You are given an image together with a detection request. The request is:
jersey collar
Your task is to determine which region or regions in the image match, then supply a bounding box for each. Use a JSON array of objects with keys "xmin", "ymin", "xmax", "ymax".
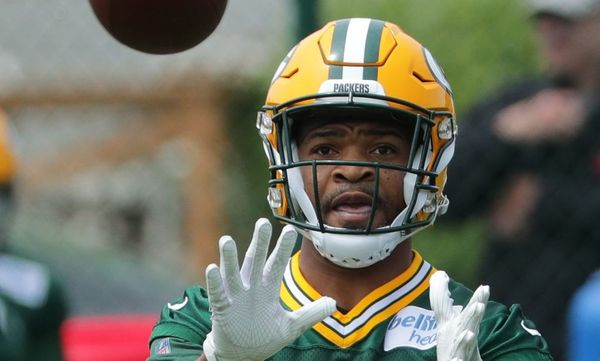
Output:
[{"xmin": 280, "ymin": 250, "xmax": 435, "ymax": 348}]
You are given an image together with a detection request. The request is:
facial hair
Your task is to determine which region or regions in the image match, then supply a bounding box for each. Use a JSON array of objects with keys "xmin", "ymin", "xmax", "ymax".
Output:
[{"xmin": 318, "ymin": 182, "xmax": 398, "ymax": 229}]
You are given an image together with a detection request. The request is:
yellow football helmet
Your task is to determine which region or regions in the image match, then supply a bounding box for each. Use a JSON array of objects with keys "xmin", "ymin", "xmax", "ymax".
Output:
[
  {"xmin": 0, "ymin": 109, "xmax": 15, "ymax": 185},
  {"xmin": 0, "ymin": 108, "xmax": 15, "ymax": 243},
  {"xmin": 257, "ymin": 18, "xmax": 456, "ymax": 268}
]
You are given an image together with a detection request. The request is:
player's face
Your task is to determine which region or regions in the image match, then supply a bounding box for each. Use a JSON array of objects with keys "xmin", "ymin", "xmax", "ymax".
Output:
[{"xmin": 297, "ymin": 119, "xmax": 411, "ymax": 230}]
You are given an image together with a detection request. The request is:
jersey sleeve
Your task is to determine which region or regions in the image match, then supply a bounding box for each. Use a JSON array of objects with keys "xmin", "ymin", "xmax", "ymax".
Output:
[
  {"xmin": 447, "ymin": 280, "xmax": 553, "ymax": 361},
  {"xmin": 0, "ymin": 253, "xmax": 68, "ymax": 361},
  {"xmin": 148, "ymin": 337, "xmax": 204, "ymax": 361},
  {"xmin": 478, "ymin": 302, "xmax": 553, "ymax": 360},
  {"xmin": 147, "ymin": 286, "xmax": 212, "ymax": 360}
]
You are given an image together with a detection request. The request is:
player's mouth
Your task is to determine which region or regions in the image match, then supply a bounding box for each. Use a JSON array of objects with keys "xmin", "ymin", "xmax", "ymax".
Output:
[{"xmin": 328, "ymin": 191, "xmax": 374, "ymax": 228}]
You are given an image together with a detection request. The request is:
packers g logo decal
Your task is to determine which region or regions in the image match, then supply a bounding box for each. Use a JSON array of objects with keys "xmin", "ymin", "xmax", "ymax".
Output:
[
  {"xmin": 271, "ymin": 45, "xmax": 298, "ymax": 84},
  {"xmin": 423, "ymin": 47, "xmax": 452, "ymax": 94}
]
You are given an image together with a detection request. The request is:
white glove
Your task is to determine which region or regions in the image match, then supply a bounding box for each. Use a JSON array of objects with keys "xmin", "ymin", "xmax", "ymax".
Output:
[
  {"xmin": 430, "ymin": 271, "xmax": 490, "ymax": 361},
  {"xmin": 202, "ymin": 218, "xmax": 336, "ymax": 361}
]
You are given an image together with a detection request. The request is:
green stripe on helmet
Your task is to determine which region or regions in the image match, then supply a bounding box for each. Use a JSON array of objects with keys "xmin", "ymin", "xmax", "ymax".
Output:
[
  {"xmin": 328, "ymin": 19, "xmax": 350, "ymax": 79},
  {"xmin": 363, "ymin": 19, "xmax": 384, "ymax": 80}
]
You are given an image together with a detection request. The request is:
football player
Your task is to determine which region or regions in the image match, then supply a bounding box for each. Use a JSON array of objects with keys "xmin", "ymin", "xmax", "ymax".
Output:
[
  {"xmin": 148, "ymin": 19, "xmax": 553, "ymax": 361},
  {"xmin": 0, "ymin": 108, "xmax": 68, "ymax": 361}
]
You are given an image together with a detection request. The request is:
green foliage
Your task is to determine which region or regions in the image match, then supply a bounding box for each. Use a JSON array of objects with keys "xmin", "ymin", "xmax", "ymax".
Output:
[{"xmin": 413, "ymin": 221, "xmax": 487, "ymax": 288}]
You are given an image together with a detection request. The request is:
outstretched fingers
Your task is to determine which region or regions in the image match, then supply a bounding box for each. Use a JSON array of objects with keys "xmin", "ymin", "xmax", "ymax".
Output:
[
  {"xmin": 430, "ymin": 270, "xmax": 454, "ymax": 325},
  {"xmin": 459, "ymin": 284, "xmax": 489, "ymax": 334},
  {"xmin": 242, "ymin": 218, "xmax": 272, "ymax": 286},
  {"xmin": 219, "ymin": 236, "xmax": 243, "ymax": 296},
  {"xmin": 264, "ymin": 225, "xmax": 297, "ymax": 285},
  {"xmin": 470, "ymin": 284, "xmax": 490, "ymax": 306},
  {"xmin": 460, "ymin": 299, "xmax": 487, "ymax": 338},
  {"xmin": 462, "ymin": 329, "xmax": 479, "ymax": 360},
  {"xmin": 289, "ymin": 296, "xmax": 336, "ymax": 337},
  {"xmin": 452, "ymin": 329, "xmax": 476, "ymax": 361},
  {"xmin": 206, "ymin": 264, "xmax": 230, "ymax": 316}
]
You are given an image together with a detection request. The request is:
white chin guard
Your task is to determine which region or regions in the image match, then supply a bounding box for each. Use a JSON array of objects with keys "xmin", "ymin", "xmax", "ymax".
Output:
[{"xmin": 300, "ymin": 228, "xmax": 408, "ymax": 269}]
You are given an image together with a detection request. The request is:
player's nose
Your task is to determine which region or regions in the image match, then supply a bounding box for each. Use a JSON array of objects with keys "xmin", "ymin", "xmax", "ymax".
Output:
[{"xmin": 332, "ymin": 150, "xmax": 375, "ymax": 183}]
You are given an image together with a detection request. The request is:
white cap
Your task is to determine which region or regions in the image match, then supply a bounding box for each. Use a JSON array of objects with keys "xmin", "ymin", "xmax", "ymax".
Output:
[{"xmin": 528, "ymin": 0, "xmax": 600, "ymax": 19}]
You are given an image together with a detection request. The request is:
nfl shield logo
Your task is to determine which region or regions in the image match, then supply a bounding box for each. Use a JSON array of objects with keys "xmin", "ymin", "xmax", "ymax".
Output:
[{"xmin": 155, "ymin": 338, "xmax": 171, "ymax": 355}]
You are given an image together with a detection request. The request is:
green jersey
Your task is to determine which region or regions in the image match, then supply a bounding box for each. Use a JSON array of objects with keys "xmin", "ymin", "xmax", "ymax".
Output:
[
  {"xmin": 0, "ymin": 253, "xmax": 67, "ymax": 361},
  {"xmin": 148, "ymin": 251, "xmax": 553, "ymax": 360}
]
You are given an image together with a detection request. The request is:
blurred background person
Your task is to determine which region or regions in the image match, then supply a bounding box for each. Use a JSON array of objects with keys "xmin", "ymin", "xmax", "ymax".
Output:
[
  {"xmin": 444, "ymin": 0, "xmax": 600, "ymax": 358},
  {"xmin": 0, "ymin": 108, "xmax": 67, "ymax": 360},
  {"xmin": 567, "ymin": 269, "xmax": 600, "ymax": 361}
]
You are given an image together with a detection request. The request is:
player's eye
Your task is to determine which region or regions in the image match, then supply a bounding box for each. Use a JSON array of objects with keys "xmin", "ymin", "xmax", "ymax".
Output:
[
  {"xmin": 372, "ymin": 145, "xmax": 396, "ymax": 156},
  {"xmin": 313, "ymin": 145, "xmax": 337, "ymax": 157}
]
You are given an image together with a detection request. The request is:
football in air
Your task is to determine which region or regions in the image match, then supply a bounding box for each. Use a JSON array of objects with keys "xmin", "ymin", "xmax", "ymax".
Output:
[{"xmin": 90, "ymin": 0, "xmax": 228, "ymax": 54}]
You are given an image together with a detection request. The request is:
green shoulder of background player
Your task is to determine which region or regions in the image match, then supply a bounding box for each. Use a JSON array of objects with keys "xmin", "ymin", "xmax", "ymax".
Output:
[
  {"xmin": 0, "ymin": 253, "xmax": 67, "ymax": 361},
  {"xmin": 148, "ymin": 251, "xmax": 552, "ymax": 361},
  {"xmin": 0, "ymin": 108, "xmax": 68, "ymax": 361}
]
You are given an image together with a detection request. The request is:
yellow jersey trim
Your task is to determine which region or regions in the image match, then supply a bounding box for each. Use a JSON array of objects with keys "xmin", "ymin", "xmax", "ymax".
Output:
[{"xmin": 280, "ymin": 250, "xmax": 435, "ymax": 348}]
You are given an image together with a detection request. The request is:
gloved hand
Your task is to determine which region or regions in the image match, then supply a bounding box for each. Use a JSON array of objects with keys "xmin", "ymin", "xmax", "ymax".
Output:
[
  {"xmin": 430, "ymin": 271, "xmax": 490, "ymax": 361},
  {"xmin": 202, "ymin": 218, "xmax": 336, "ymax": 361}
]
